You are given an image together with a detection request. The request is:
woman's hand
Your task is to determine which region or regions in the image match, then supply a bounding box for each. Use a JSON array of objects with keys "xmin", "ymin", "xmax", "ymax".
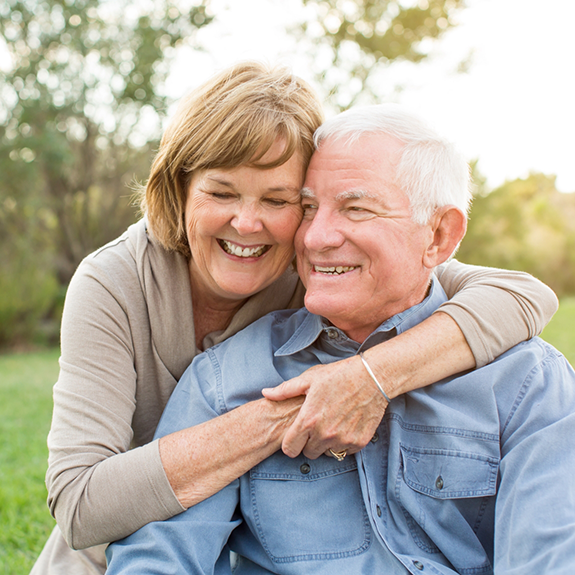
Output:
[
  {"xmin": 262, "ymin": 355, "xmax": 388, "ymax": 459},
  {"xmin": 263, "ymin": 312, "xmax": 475, "ymax": 459}
]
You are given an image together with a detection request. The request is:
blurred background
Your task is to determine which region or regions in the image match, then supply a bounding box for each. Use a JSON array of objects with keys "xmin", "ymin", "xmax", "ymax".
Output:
[
  {"xmin": 1, "ymin": 0, "xmax": 574, "ymax": 349},
  {"xmin": 1, "ymin": 1, "xmax": 574, "ymax": 570}
]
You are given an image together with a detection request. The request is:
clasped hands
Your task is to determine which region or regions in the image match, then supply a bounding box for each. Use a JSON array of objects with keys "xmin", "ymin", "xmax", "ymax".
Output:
[{"xmin": 262, "ymin": 355, "xmax": 389, "ymax": 460}]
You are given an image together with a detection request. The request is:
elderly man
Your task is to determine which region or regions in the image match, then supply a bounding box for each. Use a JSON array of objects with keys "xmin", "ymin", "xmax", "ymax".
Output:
[{"xmin": 107, "ymin": 105, "xmax": 575, "ymax": 574}]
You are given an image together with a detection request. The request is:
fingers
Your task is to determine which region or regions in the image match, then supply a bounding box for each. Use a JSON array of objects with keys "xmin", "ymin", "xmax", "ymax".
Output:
[
  {"xmin": 262, "ymin": 377, "xmax": 311, "ymax": 402},
  {"xmin": 280, "ymin": 415, "xmax": 311, "ymax": 458}
]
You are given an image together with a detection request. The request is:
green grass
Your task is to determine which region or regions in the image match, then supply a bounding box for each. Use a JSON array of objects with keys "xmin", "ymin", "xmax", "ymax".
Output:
[
  {"xmin": 541, "ymin": 297, "xmax": 575, "ymax": 366},
  {"xmin": 0, "ymin": 349, "xmax": 59, "ymax": 574},
  {"xmin": 0, "ymin": 301, "xmax": 573, "ymax": 573}
]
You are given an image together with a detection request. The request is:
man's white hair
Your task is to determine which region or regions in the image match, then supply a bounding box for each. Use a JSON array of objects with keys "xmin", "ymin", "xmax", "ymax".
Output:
[{"xmin": 314, "ymin": 104, "xmax": 472, "ymax": 224}]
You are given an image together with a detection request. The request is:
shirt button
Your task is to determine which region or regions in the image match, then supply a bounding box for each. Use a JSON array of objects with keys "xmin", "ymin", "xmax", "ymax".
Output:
[
  {"xmin": 376, "ymin": 505, "xmax": 382, "ymax": 517},
  {"xmin": 435, "ymin": 476, "xmax": 444, "ymax": 490},
  {"xmin": 371, "ymin": 432, "xmax": 379, "ymax": 443},
  {"xmin": 300, "ymin": 463, "xmax": 311, "ymax": 475},
  {"xmin": 413, "ymin": 560, "xmax": 424, "ymax": 570},
  {"xmin": 326, "ymin": 328, "xmax": 338, "ymax": 339}
]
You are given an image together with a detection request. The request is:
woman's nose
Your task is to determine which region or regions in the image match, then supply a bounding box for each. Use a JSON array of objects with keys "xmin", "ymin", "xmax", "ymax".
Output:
[{"xmin": 231, "ymin": 203, "xmax": 264, "ymax": 235}]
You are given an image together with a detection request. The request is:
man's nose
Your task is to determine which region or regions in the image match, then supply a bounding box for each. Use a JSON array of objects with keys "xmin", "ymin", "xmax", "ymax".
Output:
[
  {"xmin": 231, "ymin": 203, "xmax": 264, "ymax": 235},
  {"xmin": 303, "ymin": 208, "xmax": 344, "ymax": 251}
]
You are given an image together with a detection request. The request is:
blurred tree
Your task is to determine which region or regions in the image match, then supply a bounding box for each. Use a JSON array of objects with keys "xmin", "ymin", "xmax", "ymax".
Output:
[
  {"xmin": 0, "ymin": 0, "xmax": 212, "ymax": 283},
  {"xmin": 299, "ymin": 0, "xmax": 465, "ymax": 110},
  {"xmin": 459, "ymin": 172, "xmax": 575, "ymax": 296},
  {"xmin": 0, "ymin": 0, "xmax": 212, "ymax": 345}
]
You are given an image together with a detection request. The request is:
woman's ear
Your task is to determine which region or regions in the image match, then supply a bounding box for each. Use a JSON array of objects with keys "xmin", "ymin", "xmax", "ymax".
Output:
[{"xmin": 423, "ymin": 206, "xmax": 467, "ymax": 268}]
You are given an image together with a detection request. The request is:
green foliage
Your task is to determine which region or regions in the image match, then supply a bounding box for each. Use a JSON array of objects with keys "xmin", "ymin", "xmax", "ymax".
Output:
[
  {"xmin": 0, "ymin": 0, "xmax": 213, "ymax": 347},
  {"xmin": 300, "ymin": 0, "xmax": 465, "ymax": 110},
  {"xmin": 459, "ymin": 172, "xmax": 575, "ymax": 296},
  {"xmin": 541, "ymin": 297, "xmax": 575, "ymax": 367},
  {"xmin": 0, "ymin": 349, "xmax": 60, "ymax": 573}
]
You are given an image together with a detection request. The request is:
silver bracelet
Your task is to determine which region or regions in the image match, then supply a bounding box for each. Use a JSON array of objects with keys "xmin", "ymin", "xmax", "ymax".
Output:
[{"xmin": 359, "ymin": 352, "xmax": 391, "ymax": 403}]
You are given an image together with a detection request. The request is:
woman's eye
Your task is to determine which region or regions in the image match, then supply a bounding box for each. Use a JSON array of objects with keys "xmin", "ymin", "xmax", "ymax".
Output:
[
  {"xmin": 210, "ymin": 192, "xmax": 235, "ymax": 200},
  {"xmin": 264, "ymin": 198, "xmax": 288, "ymax": 207}
]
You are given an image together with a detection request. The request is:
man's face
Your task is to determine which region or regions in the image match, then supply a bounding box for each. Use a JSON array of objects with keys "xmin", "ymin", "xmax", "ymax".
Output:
[{"xmin": 295, "ymin": 133, "xmax": 435, "ymax": 343}]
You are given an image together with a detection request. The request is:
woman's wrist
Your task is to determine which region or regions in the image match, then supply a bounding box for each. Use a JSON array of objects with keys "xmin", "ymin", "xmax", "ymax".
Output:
[
  {"xmin": 362, "ymin": 311, "xmax": 475, "ymax": 399},
  {"xmin": 160, "ymin": 397, "xmax": 303, "ymax": 508}
]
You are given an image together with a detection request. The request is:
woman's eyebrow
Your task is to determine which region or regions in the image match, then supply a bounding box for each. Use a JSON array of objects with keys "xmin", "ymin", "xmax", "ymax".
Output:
[
  {"xmin": 204, "ymin": 176, "xmax": 299, "ymax": 194},
  {"xmin": 205, "ymin": 175, "xmax": 234, "ymax": 187}
]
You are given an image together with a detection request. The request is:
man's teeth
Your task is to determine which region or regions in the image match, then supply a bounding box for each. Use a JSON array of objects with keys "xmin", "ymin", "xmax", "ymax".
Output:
[
  {"xmin": 314, "ymin": 265, "xmax": 356, "ymax": 275},
  {"xmin": 220, "ymin": 240, "xmax": 269, "ymax": 258}
]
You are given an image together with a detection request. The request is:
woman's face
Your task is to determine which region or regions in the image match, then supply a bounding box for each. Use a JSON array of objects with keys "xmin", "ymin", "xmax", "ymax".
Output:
[{"xmin": 185, "ymin": 140, "xmax": 305, "ymax": 305}]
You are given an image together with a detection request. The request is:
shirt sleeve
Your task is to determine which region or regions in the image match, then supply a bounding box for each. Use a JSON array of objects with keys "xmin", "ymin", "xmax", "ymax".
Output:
[
  {"xmin": 494, "ymin": 347, "xmax": 575, "ymax": 572},
  {"xmin": 45, "ymin": 260, "xmax": 184, "ymax": 550},
  {"xmin": 435, "ymin": 260, "xmax": 559, "ymax": 367},
  {"xmin": 106, "ymin": 353, "xmax": 241, "ymax": 575}
]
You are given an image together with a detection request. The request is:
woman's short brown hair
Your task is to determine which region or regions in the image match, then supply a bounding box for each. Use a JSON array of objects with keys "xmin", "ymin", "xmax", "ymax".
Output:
[{"xmin": 141, "ymin": 61, "xmax": 324, "ymax": 256}]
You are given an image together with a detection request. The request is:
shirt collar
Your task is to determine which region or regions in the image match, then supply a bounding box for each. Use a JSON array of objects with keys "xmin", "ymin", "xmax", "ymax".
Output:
[{"xmin": 275, "ymin": 275, "xmax": 448, "ymax": 357}]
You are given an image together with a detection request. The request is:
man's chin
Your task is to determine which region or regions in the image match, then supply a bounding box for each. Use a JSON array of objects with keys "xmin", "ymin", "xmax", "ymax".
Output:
[{"xmin": 304, "ymin": 294, "xmax": 343, "ymax": 321}]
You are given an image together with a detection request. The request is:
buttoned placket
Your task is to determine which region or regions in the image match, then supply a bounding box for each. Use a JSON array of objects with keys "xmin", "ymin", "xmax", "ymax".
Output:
[{"xmin": 358, "ymin": 421, "xmax": 432, "ymax": 574}]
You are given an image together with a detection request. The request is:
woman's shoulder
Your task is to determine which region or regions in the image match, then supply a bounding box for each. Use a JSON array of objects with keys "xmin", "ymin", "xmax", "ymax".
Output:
[{"xmin": 72, "ymin": 219, "xmax": 184, "ymax": 296}]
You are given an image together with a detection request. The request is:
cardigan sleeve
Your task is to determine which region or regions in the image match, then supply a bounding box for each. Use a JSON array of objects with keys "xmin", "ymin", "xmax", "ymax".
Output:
[
  {"xmin": 45, "ymin": 257, "xmax": 184, "ymax": 550},
  {"xmin": 435, "ymin": 260, "xmax": 558, "ymax": 367}
]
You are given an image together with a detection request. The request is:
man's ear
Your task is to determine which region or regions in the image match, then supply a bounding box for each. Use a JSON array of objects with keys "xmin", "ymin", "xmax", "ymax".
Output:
[{"xmin": 423, "ymin": 205, "xmax": 467, "ymax": 268}]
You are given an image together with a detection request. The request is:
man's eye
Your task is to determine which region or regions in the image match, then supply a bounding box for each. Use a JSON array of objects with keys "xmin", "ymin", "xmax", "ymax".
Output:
[
  {"xmin": 302, "ymin": 203, "xmax": 318, "ymax": 216},
  {"xmin": 346, "ymin": 205, "xmax": 376, "ymax": 220}
]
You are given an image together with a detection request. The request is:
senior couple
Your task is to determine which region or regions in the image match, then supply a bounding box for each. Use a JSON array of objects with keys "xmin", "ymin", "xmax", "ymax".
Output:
[{"xmin": 34, "ymin": 63, "xmax": 572, "ymax": 574}]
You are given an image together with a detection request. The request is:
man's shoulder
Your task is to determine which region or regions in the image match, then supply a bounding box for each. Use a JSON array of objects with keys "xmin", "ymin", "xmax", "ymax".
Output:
[
  {"xmin": 483, "ymin": 336, "xmax": 575, "ymax": 425},
  {"xmin": 494, "ymin": 336, "xmax": 569, "ymax": 374}
]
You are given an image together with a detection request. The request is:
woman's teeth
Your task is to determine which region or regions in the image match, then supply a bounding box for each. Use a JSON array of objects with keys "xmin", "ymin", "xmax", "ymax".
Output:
[
  {"xmin": 219, "ymin": 239, "xmax": 269, "ymax": 258},
  {"xmin": 314, "ymin": 265, "xmax": 356, "ymax": 275}
]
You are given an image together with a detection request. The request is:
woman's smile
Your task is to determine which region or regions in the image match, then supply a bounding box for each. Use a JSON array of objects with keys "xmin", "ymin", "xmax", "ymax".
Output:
[{"xmin": 217, "ymin": 239, "xmax": 272, "ymax": 258}]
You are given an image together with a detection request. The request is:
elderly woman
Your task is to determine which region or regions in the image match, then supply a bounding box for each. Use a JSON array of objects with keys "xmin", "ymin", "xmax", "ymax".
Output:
[{"xmin": 32, "ymin": 62, "xmax": 556, "ymax": 575}]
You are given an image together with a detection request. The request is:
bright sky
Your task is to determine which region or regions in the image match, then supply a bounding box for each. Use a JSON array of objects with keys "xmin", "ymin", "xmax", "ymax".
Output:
[
  {"xmin": 2, "ymin": 0, "xmax": 573, "ymax": 191},
  {"xmin": 167, "ymin": 0, "xmax": 575, "ymax": 193}
]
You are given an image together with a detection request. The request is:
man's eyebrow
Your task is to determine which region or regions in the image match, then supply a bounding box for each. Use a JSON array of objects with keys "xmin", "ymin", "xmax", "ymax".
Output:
[
  {"xmin": 334, "ymin": 189, "xmax": 380, "ymax": 201},
  {"xmin": 301, "ymin": 187, "xmax": 316, "ymax": 199}
]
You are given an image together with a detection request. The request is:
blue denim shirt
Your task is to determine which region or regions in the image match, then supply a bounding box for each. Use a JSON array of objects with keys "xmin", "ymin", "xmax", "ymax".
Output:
[{"xmin": 107, "ymin": 277, "xmax": 575, "ymax": 574}]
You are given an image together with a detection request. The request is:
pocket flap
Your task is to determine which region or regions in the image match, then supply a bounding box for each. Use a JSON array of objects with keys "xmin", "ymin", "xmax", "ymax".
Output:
[{"xmin": 400, "ymin": 444, "xmax": 499, "ymax": 499}]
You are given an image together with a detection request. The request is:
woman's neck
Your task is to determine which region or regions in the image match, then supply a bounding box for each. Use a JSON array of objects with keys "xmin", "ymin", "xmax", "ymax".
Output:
[{"xmin": 189, "ymin": 269, "xmax": 246, "ymax": 351}]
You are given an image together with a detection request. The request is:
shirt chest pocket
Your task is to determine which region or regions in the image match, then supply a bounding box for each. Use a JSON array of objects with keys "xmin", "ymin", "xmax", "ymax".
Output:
[
  {"xmin": 400, "ymin": 444, "xmax": 499, "ymax": 499},
  {"xmin": 397, "ymin": 443, "xmax": 499, "ymax": 571},
  {"xmin": 245, "ymin": 451, "xmax": 371, "ymax": 563}
]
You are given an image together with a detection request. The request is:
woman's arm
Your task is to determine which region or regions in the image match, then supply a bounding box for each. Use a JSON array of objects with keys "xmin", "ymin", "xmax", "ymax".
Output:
[
  {"xmin": 263, "ymin": 261, "xmax": 558, "ymax": 459},
  {"xmin": 47, "ymin": 258, "xmax": 301, "ymax": 549},
  {"xmin": 434, "ymin": 259, "xmax": 558, "ymax": 367},
  {"xmin": 159, "ymin": 397, "xmax": 302, "ymax": 509}
]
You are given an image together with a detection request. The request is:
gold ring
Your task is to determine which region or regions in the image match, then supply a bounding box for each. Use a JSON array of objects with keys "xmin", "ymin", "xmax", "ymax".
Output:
[{"xmin": 329, "ymin": 448, "xmax": 348, "ymax": 461}]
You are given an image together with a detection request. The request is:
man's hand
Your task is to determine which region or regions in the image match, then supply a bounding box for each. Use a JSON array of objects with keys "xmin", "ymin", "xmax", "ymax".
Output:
[{"xmin": 262, "ymin": 355, "xmax": 388, "ymax": 459}]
